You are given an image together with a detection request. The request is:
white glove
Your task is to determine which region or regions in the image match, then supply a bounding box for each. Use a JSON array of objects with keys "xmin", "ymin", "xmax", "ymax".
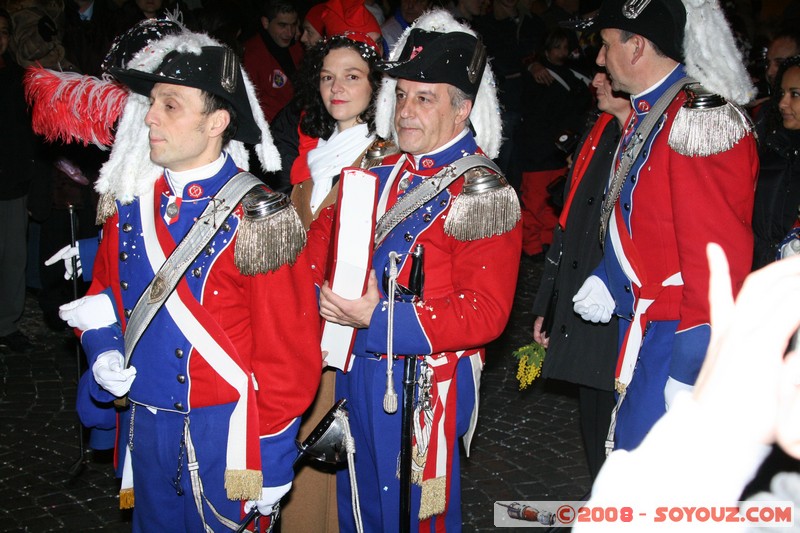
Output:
[
  {"xmin": 664, "ymin": 376, "xmax": 694, "ymax": 410},
  {"xmin": 45, "ymin": 244, "xmax": 81, "ymax": 280},
  {"xmin": 572, "ymin": 275, "xmax": 615, "ymax": 323},
  {"xmin": 92, "ymin": 351, "xmax": 137, "ymax": 397},
  {"xmin": 59, "ymin": 293, "xmax": 117, "ymax": 330},
  {"xmin": 244, "ymin": 482, "xmax": 292, "ymax": 516}
]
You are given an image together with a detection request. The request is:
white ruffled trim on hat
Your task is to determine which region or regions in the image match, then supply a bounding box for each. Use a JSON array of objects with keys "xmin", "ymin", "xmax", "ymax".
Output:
[
  {"xmin": 96, "ymin": 30, "xmax": 281, "ymax": 204},
  {"xmin": 681, "ymin": 0, "xmax": 755, "ymax": 105},
  {"xmin": 375, "ymin": 9, "xmax": 503, "ymax": 159}
]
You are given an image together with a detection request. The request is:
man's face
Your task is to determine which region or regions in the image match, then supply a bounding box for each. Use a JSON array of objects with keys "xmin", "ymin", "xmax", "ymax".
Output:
[
  {"xmin": 144, "ymin": 83, "xmax": 225, "ymax": 172},
  {"xmin": 400, "ymin": 0, "xmax": 431, "ymax": 24},
  {"xmin": 394, "ymin": 79, "xmax": 471, "ymax": 155},
  {"xmin": 596, "ymin": 28, "xmax": 636, "ymax": 94},
  {"xmin": 300, "ymin": 19, "xmax": 322, "ymax": 49},
  {"xmin": 136, "ymin": 0, "xmax": 162, "ymax": 18},
  {"xmin": 592, "ymin": 71, "xmax": 630, "ymax": 119},
  {"xmin": 262, "ymin": 12, "xmax": 298, "ymax": 48},
  {"xmin": 766, "ymin": 37, "xmax": 800, "ymax": 87}
]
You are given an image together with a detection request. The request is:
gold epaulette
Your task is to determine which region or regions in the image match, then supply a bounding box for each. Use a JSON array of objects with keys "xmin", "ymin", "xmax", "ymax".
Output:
[
  {"xmin": 668, "ymin": 83, "xmax": 753, "ymax": 157},
  {"xmin": 443, "ymin": 166, "xmax": 521, "ymax": 241},
  {"xmin": 234, "ymin": 187, "xmax": 307, "ymax": 275}
]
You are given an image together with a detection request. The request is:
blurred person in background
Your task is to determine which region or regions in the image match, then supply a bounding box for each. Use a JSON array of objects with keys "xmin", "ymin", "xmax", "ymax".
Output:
[
  {"xmin": 0, "ymin": 8, "xmax": 43, "ymax": 352},
  {"xmin": 752, "ymin": 55, "xmax": 800, "ymax": 270},
  {"xmin": 532, "ymin": 69, "xmax": 630, "ymax": 480}
]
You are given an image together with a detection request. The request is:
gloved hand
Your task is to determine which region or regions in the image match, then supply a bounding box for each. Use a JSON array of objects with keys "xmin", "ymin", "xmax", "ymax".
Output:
[
  {"xmin": 59, "ymin": 293, "xmax": 117, "ymax": 330},
  {"xmin": 572, "ymin": 276, "xmax": 615, "ymax": 323},
  {"xmin": 45, "ymin": 244, "xmax": 81, "ymax": 280},
  {"xmin": 92, "ymin": 351, "xmax": 136, "ymax": 397},
  {"xmin": 664, "ymin": 376, "xmax": 694, "ymax": 410},
  {"xmin": 244, "ymin": 482, "xmax": 292, "ymax": 516}
]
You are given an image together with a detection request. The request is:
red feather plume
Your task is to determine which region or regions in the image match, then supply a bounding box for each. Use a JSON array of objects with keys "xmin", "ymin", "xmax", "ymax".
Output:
[{"xmin": 23, "ymin": 66, "xmax": 129, "ymax": 147}]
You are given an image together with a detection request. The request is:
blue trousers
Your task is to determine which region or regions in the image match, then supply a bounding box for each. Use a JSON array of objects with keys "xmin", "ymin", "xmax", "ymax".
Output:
[
  {"xmin": 614, "ymin": 320, "xmax": 678, "ymax": 451},
  {"xmin": 336, "ymin": 356, "xmax": 476, "ymax": 532},
  {"xmin": 129, "ymin": 402, "xmax": 243, "ymax": 532}
]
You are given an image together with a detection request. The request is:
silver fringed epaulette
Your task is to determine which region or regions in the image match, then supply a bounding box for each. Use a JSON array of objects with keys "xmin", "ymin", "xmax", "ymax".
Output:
[
  {"xmin": 360, "ymin": 138, "xmax": 400, "ymax": 170},
  {"xmin": 443, "ymin": 167, "xmax": 521, "ymax": 241},
  {"xmin": 95, "ymin": 192, "xmax": 117, "ymax": 224},
  {"xmin": 234, "ymin": 187, "xmax": 307, "ymax": 275},
  {"xmin": 668, "ymin": 83, "xmax": 753, "ymax": 157}
]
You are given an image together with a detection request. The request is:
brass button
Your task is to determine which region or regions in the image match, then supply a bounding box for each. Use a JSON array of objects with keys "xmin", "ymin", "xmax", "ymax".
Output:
[
  {"xmin": 222, "ymin": 222, "xmax": 231, "ymax": 232},
  {"xmin": 174, "ymin": 402, "xmax": 184, "ymax": 410},
  {"xmin": 623, "ymin": 203, "xmax": 630, "ymax": 211},
  {"xmin": 124, "ymin": 308, "xmax": 131, "ymax": 318},
  {"xmin": 176, "ymin": 374, "xmax": 186, "ymax": 384},
  {"xmin": 175, "ymin": 349, "xmax": 184, "ymax": 358},
  {"xmin": 192, "ymin": 267, "xmax": 202, "ymax": 277},
  {"xmin": 624, "ymin": 285, "xmax": 631, "ymax": 293},
  {"xmin": 122, "ymin": 223, "xmax": 132, "ymax": 232},
  {"xmin": 440, "ymin": 199, "xmax": 447, "ymax": 207},
  {"xmin": 422, "ymin": 213, "xmax": 432, "ymax": 222},
  {"xmin": 120, "ymin": 280, "xmax": 129, "ymax": 290},
  {"xmin": 404, "ymin": 233, "xmax": 413, "ymax": 242},
  {"xmin": 205, "ymin": 246, "xmax": 214, "ymax": 256},
  {"xmin": 119, "ymin": 251, "xmax": 128, "ymax": 261}
]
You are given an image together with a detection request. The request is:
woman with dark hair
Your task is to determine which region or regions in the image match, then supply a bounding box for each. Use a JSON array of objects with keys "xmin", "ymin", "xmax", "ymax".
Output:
[
  {"xmin": 752, "ymin": 55, "xmax": 800, "ymax": 270},
  {"xmin": 289, "ymin": 31, "xmax": 387, "ymax": 228},
  {"xmin": 280, "ymin": 31, "xmax": 390, "ymax": 533}
]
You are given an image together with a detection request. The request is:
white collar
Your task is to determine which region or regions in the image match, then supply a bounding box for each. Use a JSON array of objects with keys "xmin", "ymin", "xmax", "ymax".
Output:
[{"xmin": 164, "ymin": 153, "xmax": 227, "ymax": 197}]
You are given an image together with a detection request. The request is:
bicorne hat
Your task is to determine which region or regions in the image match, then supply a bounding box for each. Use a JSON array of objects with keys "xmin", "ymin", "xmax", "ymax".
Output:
[
  {"xmin": 111, "ymin": 46, "xmax": 261, "ymax": 145},
  {"xmin": 379, "ymin": 28, "xmax": 486, "ymax": 97},
  {"xmin": 588, "ymin": 0, "xmax": 686, "ymax": 62}
]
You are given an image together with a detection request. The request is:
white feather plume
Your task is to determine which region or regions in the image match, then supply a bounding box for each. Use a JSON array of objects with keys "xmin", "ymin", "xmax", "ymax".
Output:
[
  {"xmin": 375, "ymin": 9, "xmax": 503, "ymax": 158},
  {"xmin": 681, "ymin": 0, "xmax": 755, "ymax": 105},
  {"xmin": 96, "ymin": 30, "xmax": 280, "ymax": 204}
]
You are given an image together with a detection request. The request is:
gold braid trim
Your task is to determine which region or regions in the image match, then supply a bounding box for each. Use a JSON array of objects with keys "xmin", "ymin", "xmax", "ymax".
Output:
[
  {"xmin": 119, "ymin": 487, "xmax": 134, "ymax": 509},
  {"xmin": 418, "ymin": 476, "xmax": 447, "ymax": 520},
  {"xmin": 224, "ymin": 469, "xmax": 263, "ymax": 501}
]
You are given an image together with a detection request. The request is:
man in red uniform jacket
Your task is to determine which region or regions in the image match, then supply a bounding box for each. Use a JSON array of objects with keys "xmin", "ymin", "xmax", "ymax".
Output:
[{"xmin": 243, "ymin": 0, "xmax": 304, "ymax": 122}]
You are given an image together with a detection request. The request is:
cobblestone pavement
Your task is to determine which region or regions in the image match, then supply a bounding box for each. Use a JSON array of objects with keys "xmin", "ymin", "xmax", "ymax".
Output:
[{"xmin": 0, "ymin": 255, "xmax": 590, "ymax": 532}]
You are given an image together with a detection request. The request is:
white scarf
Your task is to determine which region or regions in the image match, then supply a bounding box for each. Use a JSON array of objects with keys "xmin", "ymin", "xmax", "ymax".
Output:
[{"xmin": 306, "ymin": 123, "xmax": 374, "ymax": 212}]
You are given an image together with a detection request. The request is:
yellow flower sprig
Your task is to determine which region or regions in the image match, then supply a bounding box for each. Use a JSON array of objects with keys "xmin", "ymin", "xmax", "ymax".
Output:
[{"xmin": 512, "ymin": 342, "xmax": 547, "ymax": 390}]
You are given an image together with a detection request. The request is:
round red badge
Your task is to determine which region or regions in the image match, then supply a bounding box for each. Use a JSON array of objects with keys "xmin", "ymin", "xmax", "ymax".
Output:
[
  {"xmin": 187, "ymin": 184, "xmax": 204, "ymax": 198},
  {"xmin": 637, "ymin": 100, "xmax": 650, "ymax": 112},
  {"xmin": 421, "ymin": 158, "xmax": 434, "ymax": 169}
]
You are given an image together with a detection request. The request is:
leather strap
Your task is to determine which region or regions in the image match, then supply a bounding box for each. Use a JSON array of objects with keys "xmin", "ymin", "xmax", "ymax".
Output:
[
  {"xmin": 598, "ymin": 76, "xmax": 694, "ymax": 244},
  {"xmin": 374, "ymin": 154, "xmax": 501, "ymax": 247},
  {"xmin": 123, "ymin": 172, "xmax": 263, "ymax": 367}
]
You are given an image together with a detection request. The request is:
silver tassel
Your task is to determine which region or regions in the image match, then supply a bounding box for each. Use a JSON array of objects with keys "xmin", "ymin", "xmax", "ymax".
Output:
[
  {"xmin": 668, "ymin": 92, "xmax": 752, "ymax": 157},
  {"xmin": 444, "ymin": 169, "xmax": 520, "ymax": 241},
  {"xmin": 234, "ymin": 189, "xmax": 307, "ymax": 275},
  {"xmin": 383, "ymin": 252, "xmax": 399, "ymax": 414}
]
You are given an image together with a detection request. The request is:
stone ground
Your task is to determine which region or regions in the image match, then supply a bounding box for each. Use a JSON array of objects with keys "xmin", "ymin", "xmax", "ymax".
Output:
[{"xmin": 0, "ymin": 255, "xmax": 591, "ymax": 532}]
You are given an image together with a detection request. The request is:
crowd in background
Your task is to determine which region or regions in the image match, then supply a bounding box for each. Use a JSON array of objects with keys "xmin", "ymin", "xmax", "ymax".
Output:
[{"xmin": 1, "ymin": 0, "xmax": 800, "ymax": 515}]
